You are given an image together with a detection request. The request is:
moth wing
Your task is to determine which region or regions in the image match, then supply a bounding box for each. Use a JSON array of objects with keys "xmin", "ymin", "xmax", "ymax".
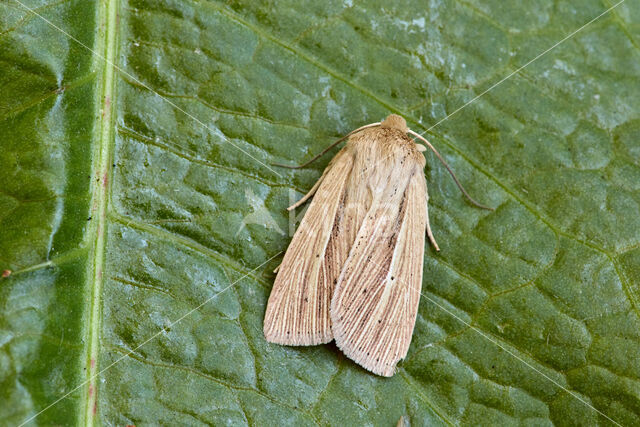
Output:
[
  {"xmin": 264, "ymin": 148, "xmax": 354, "ymax": 345},
  {"xmin": 331, "ymin": 170, "xmax": 427, "ymax": 376}
]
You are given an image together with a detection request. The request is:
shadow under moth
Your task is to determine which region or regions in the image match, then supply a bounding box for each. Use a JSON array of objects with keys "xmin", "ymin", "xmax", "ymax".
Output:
[{"xmin": 264, "ymin": 114, "xmax": 491, "ymax": 376}]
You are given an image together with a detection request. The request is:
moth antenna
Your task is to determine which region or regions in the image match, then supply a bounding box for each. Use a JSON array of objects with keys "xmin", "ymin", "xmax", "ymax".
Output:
[
  {"xmin": 407, "ymin": 130, "xmax": 494, "ymax": 211},
  {"xmin": 272, "ymin": 122, "xmax": 381, "ymax": 169}
]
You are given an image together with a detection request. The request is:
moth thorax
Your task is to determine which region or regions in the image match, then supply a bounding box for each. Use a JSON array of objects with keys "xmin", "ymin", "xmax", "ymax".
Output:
[{"xmin": 380, "ymin": 114, "xmax": 408, "ymax": 133}]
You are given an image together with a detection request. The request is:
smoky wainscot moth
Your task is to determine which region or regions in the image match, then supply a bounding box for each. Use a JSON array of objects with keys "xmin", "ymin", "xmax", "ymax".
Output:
[{"xmin": 264, "ymin": 114, "xmax": 491, "ymax": 376}]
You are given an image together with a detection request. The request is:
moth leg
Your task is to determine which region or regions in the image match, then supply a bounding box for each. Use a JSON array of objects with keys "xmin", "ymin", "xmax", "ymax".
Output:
[
  {"xmin": 273, "ymin": 263, "xmax": 281, "ymax": 274},
  {"xmin": 287, "ymin": 174, "xmax": 325, "ymax": 211},
  {"xmin": 425, "ymin": 198, "xmax": 440, "ymax": 251}
]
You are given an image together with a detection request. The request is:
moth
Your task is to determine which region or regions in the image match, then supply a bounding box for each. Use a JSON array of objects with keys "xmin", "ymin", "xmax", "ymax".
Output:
[{"xmin": 264, "ymin": 114, "xmax": 490, "ymax": 376}]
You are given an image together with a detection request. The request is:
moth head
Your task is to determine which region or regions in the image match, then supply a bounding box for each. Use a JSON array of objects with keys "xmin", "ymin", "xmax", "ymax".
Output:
[
  {"xmin": 380, "ymin": 114, "xmax": 408, "ymax": 133},
  {"xmin": 380, "ymin": 114, "xmax": 425, "ymax": 151}
]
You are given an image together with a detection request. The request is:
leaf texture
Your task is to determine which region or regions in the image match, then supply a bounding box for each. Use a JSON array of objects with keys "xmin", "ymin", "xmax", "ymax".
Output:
[{"xmin": 1, "ymin": 0, "xmax": 640, "ymax": 425}]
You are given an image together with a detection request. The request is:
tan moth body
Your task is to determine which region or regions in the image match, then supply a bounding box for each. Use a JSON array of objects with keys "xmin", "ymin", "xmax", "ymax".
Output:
[{"xmin": 264, "ymin": 114, "xmax": 488, "ymax": 376}]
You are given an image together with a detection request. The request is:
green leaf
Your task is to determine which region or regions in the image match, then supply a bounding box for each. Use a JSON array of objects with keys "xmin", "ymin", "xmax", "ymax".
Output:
[{"xmin": 2, "ymin": 0, "xmax": 639, "ymax": 425}]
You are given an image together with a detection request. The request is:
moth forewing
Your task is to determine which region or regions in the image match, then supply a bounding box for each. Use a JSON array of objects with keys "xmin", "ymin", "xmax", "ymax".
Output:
[
  {"xmin": 330, "ymin": 144, "xmax": 427, "ymax": 377},
  {"xmin": 263, "ymin": 148, "xmax": 354, "ymax": 345}
]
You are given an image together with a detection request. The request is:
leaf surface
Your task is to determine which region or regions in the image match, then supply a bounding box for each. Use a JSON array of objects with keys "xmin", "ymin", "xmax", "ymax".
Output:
[{"xmin": 1, "ymin": 0, "xmax": 640, "ymax": 425}]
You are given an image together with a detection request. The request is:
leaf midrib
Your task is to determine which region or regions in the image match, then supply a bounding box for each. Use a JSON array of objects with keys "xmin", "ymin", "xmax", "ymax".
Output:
[{"xmin": 82, "ymin": 0, "xmax": 119, "ymax": 424}]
